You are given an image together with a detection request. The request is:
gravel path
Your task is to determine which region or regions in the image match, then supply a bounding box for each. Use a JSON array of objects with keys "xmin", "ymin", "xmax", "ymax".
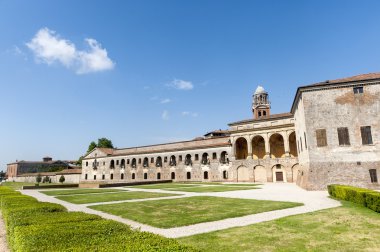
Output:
[
  {"xmin": 21, "ymin": 183, "xmax": 340, "ymax": 238},
  {"xmin": 0, "ymin": 213, "xmax": 9, "ymax": 252}
]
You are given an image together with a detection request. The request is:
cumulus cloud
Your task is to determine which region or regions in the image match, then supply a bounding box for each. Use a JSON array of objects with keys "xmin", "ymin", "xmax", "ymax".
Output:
[
  {"xmin": 182, "ymin": 111, "xmax": 198, "ymax": 117},
  {"xmin": 162, "ymin": 110, "xmax": 169, "ymax": 120},
  {"xmin": 167, "ymin": 79, "xmax": 193, "ymax": 90},
  {"xmin": 160, "ymin": 98, "xmax": 171, "ymax": 104},
  {"xmin": 26, "ymin": 27, "xmax": 114, "ymax": 74}
]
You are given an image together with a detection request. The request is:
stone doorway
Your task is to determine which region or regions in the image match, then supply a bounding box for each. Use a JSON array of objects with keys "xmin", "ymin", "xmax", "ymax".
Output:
[
  {"xmin": 237, "ymin": 166, "xmax": 249, "ymax": 182},
  {"xmin": 276, "ymin": 172, "xmax": 284, "ymax": 182}
]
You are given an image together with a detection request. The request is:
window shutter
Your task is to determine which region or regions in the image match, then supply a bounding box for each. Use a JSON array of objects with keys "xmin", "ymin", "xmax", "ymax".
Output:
[
  {"xmin": 361, "ymin": 126, "xmax": 373, "ymax": 145},
  {"xmin": 316, "ymin": 129, "xmax": 327, "ymax": 147}
]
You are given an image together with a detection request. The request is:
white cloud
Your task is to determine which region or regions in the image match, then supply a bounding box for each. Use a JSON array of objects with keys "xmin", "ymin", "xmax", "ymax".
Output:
[
  {"xmin": 182, "ymin": 111, "xmax": 198, "ymax": 117},
  {"xmin": 167, "ymin": 79, "xmax": 193, "ymax": 90},
  {"xmin": 26, "ymin": 27, "xmax": 114, "ymax": 74},
  {"xmin": 162, "ymin": 110, "xmax": 169, "ymax": 120},
  {"xmin": 160, "ymin": 98, "xmax": 171, "ymax": 104}
]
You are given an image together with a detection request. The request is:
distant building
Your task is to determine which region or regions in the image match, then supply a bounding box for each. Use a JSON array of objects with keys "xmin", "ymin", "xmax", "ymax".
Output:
[{"xmin": 80, "ymin": 73, "xmax": 379, "ymax": 190}]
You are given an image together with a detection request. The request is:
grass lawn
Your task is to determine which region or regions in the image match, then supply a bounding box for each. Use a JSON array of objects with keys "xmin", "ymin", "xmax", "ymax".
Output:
[
  {"xmin": 178, "ymin": 201, "xmax": 380, "ymax": 252},
  {"xmin": 129, "ymin": 183, "xmax": 200, "ymax": 189},
  {"xmin": 1, "ymin": 182, "xmax": 71, "ymax": 190},
  {"xmin": 165, "ymin": 185, "xmax": 258, "ymax": 193},
  {"xmin": 90, "ymin": 196, "xmax": 302, "ymax": 228},
  {"xmin": 56, "ymin": 191, "xmax": 179, "ymax": 204},
  {"xmin": 40, "ymin": 188, "xmax": 123, "ymax": 196}
]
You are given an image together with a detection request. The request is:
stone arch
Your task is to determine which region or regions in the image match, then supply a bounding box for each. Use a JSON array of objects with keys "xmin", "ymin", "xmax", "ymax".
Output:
[
  {"xmin": 201, "ymin": 153, "xmax": 209, "ymax": 165},
  {"xmin": 254, "ymin": 165, "xmax": 267, "ymax": 182},
  {"xmin": 235, "ymin": 137, "xmax": 248, "ymax": 160},
  {"xmin": 156, "ymin": 156, "xmax": 162, "ymax": 167},
  {"xmin": 289, "ymin": 132, "xmax": 298, "ymax": 157},
  {"xmin": 131, "ymin": 158, "xmax": 137, "ymax": 168},
  {"xmin": 272, "ymin": 164, "xmax": 287, "ymax": 182},
  {"xmin": 120, "ymin": 159, "xmax": 125, "ymax": 168},
  {"xmin": 143, "ymin": 157, "xmax": 149, "ymax": 167},
  {"xmin": 169, "ymin": 155, "xmax": 176, "ymax": 166},
  {"xmin": 291, "ymin": 163, "xmax": 299, "ymax": 183},
  {"xmin": 110, "ymin": 160, "xmax": 115, "ymax": 169},
  {"xmin": 185, "ymin": 154, "xmax": 192, "ymax": 166},
  {"xmin": 220, "ymin": 151, "xmax": 229, "ymax": 164},
  {"xmin": 237, "ymin": 165, "xmax": 250, "ymax": 182},
  {"xmin": 252, "ymin": 135, "xmax": 266, "ymax": 159},
  {"xmin": 269, "ymin": 133, "xmax": 285, "ymax": 158}
]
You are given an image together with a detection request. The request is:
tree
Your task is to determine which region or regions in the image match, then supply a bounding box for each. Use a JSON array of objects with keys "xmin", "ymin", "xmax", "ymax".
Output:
[
  {"xmin": 36, "ymin": 174, "xmax": 42, "ymax": 184},
  {"xmin": 59, "ymin": 175, "xmax": 65, "ymax": 184},
  {"xmin": 97, "ymin": 138, "xmax": 114, "ymax": 148},
  {"xmin": 43, "ymin": 176, "xmax": 49, "ymax": 183},
  {"xmin": 87, "ymin": 141, "xmax": 97, "ymax": 153}
]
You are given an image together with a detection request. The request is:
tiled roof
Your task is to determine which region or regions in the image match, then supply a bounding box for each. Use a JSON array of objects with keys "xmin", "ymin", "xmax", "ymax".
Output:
[
  {"xmin": 303, "ymin": 72, "xmax": 380, "ymax": 88},
  {"xmin": 228, "ymin": 112, "xmax": 293, "ymax": 126},
  {"xmin": 97, "ymin": 148, "xmax": 115, "ymax": 155}
]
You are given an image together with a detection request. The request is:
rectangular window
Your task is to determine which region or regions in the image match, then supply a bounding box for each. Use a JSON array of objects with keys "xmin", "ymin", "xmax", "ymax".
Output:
[
  {"xmin": 150, "ymin": 157, "xmax": 154, "ymax": 163},
  {"xmin": 127, "ymin": 159, "xmax": 130, "ymax": 164},
  {"xmin": 353, "ymin": 86, "xmax": 363, "ymax": 94},
  {"xmin": 213, "ymin": 153, "xmax": 217, "ymax": 159},
  {"xmin": 116, "ymin": 160, "xmax": 119, "ymax": 165},
  {"xmin": 164, "ymin": 157, "xmax": 167, "ymax": 162},
  {"xmin": 337, "ymin": 127, "xmax": 350, "ymax": 146},
  {"xmin": 369, "ymin": 169, "xmax": 378, "ymax": 183},
  {"xmin": 195, "ymin": 154, "xmax": 199, "ymax": 161},
  {"xmin": 179, "ymin": 155, "xmax": 182, "ymax": 162},
  {"xmin": 361, "ymin": 126, "xmax": 373, "ymax": 145},
  {"xmin": 316, "ymin": 129, "xmax": 327, "ymax": 147}
]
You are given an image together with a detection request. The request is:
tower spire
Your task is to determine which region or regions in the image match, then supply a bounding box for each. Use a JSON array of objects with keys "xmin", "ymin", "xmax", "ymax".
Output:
[{"xmin": 252, "ymin": 85, "xmax": 271, "ymax": 119}]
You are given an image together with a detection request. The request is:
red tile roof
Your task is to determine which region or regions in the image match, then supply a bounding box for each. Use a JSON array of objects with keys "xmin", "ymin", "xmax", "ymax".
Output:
[{"xmin": 228, "ymin": 112, "xmax": 293, "ymax": 126}]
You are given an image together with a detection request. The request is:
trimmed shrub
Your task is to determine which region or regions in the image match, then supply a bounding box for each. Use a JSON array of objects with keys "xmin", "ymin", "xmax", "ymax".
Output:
[{"xmin": 328, "ymin": 184, "xmax": 380, "ymax": 213}]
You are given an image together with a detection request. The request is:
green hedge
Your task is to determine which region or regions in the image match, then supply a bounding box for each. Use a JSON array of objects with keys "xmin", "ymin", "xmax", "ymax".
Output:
[
  {"xmin": 0, "ymin": 185, "xmax": 197, "ymax": 251},
  {"xmin": 328, "ymin": 184, "xmax": 380, "ymax": 213}
]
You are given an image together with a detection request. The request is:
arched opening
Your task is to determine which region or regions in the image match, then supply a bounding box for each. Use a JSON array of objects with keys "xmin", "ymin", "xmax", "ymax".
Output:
[
  {"xmin": 289, "ymin": 132, "xmax": 298, "ymax": 157},
  {"xmin": 203, "ymin": 171, "xmax": 209, "ymax": 180},
  {"xmin": 235, "ymin": 137, "xmax": 248, "ymax": 160},
  {"xmin": 169, "ymin": 155, "xmax": 176, "ymax": 166},
  {"xmin": 157, "ymin": 172, "xmax": 161, "ymax": 180},
  {"xmin": 269, "ymin": 134, "xmax": 285, "ymax": 158},
  {"xmin": 171, "ymin": 172, "xmax": 175, "ymax": 180},
  {"xmin": 254, "ymin": 165, "xmax": 267, "ymax": 182},
  {"xmin": 131, "ymin": 158, "xmax": 137, "ymax": 168},
  {"xmin": 144, "ymin": 173, "xmax": 148, "ymax": 180},
  {"xmin": 120, "ymin": 159, "xmax": 125, "ymax": 168},
  {"xmin": 237, "ymin": 166, "xmax": 249, "ymax": 181},
  {"xmin": 185, "ymin": 154, "xmax": 192, "ymax": 166},
  {"xmin": 263, "ymin": 111, "xmax": 267, "ymax": 116},
  {"xmin": 291, "ymin": 164, "xmax": 299, "ymax": 183},
  {"xmin": 94, "ymin": 175, "xmax": 96, "ymax": 180},
  {"xmin": 110, "ymin": 174, "xmax": 114, "ymax": 180},
  {"xmin": 201, "ymin": 153, "xmax": 209, "ymax": 165},
  {"xmin": 187, "ymin": 172, "xmax": 191, "ymax": 180},
  {"xmin": 102, "ymin": 174, "xmax": 105, "ymax": 180},
  {"xmin": 252, "ymin": 135, "xmax": 266, "ymax": 159},
  {"xmin": 132, "ymin": 173, "xmax": 135, "ymax": 180},
  {"xmin": 143, "ymin": 157, "xmax": 149, "ymax": 167},
  {"xmin": 121, "ymin": 173, "xmax": 124, "ymax": 180},
  {"xmin": 85, "ymin": 174, "xmax": 88, "ymax": 180},
  {"xmin": 156, "ymin": 156, "xmax": 162, "ymax": 167},
  {"xmin": 223, "ymin": 170, "xmax": 228, "ymax": 179},
  {"xmin": 272, "ymin": 164, "xmax": 287, "ymax": 182},
  {"xmin": 220, "ymin": 151, "xmax": 229, "ymax": 164},
  {"xmin": 110, "ymin": 160, "xmax": 115, "ymax": 169}
]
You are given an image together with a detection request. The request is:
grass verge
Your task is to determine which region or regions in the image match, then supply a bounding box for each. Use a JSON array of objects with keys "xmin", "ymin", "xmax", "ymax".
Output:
[
  {"xmin": 40, "ymin": 188, "xmax": 123, "ymax": 196},
  {"xmin": 90, "ymin": 196, "xmax": 302, "ymax": 228},
  {"xmin": 165, "ymin": 186, "xmax": 258, "ymax": 193}
]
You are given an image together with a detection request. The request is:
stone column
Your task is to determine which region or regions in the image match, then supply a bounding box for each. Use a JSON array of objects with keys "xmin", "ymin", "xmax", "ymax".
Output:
[
  {"xmin": 264, "ymin": 133, "xmax": 270, "ymax": 158},
  {"xmin": 247, "ymin": 136, "xmax": 252, "ymax": 159},
  {"xmin": 283, "ymin": 131, "xmax": 290, "ymax": 157}
]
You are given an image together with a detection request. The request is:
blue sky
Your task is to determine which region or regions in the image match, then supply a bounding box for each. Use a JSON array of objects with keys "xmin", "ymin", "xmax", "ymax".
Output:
[{"xmin": 1, "ymin": 0, "xmax": 380, "ymax": 170}]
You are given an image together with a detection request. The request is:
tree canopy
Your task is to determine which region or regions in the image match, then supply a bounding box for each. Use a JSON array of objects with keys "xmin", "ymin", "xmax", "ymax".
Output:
[{"xmin": 77, "ymin": 138, "xmax": 114, "ymax": 165}]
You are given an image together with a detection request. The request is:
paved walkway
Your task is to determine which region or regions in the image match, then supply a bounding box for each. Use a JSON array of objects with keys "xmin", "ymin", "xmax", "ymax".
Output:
[{"xmin": 21, "ymin": 183, "xmax": 340, "ymax": 238}]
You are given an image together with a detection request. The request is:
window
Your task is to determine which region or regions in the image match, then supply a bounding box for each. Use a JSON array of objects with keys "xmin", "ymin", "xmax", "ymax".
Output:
[
  {"xmin": 204, "ymin": 171, "xmax": 209, "ymax": 180},
  {"xmin": 85, "ymin": 174, "xmax": 88, "ymax": 180},
  {"xmin": 94, "ymin": 175, "xmax": 96, "ymax": 180},
  {"xmin": 361, "ymin": 126, "xmax": 373, "ymax": 145},
  {"xmin": 369, "ymin": 169, "xmax": 378, "ymax": 183},
  {"xmin": 116, "ymin": 160, "xmax": 119, "ymax": 165},
  {"xmin": 164, "ymin": 157, "xmax": 167, "ymax": 163},
  {"xmin": 127, "ymin": 159, "xmax": 130, "ymax": 164},
  {"xmin": 102, "ymin": 174, "xmax": 105, "ymax": 180},
  {"xmin": 138, "ymin": 158, "xmax": 141, "ymax": 164},
  {"xmin": 179, "ymin": 155, "xmax": 182, "ymax": 162},
  {"xmin": 263, "ymin": 111, "xmax": 267, "ymax": 116},
  {"xmin": 110, "ymin": 174, "xmax": 113, "ymax": 180},
  {"xmin": 353, "ymin": 86, "xmax": 363, "ymax": 94},
  {"xmin": 195, "ymin": 154, "xmax": 199, "ymax": 161},
  {"xmin": 132, "ymin": 173, "xmax": 135, "ymax": 180},
  {"xmin": 304, "ymin": 132, "xmax": 307, "ymax": 149},
  {"xmin": 187, "ymin": 172, "xmax": 191, "ymax": 180},
  {"xmin": 121, "ymin": 173, "xmax": 124, "ymax": 180},
  {"xmin": 300, "ymin": 137, "xmax": 303, "ymax": 151},
  {"xmin": 171, "ymin": 172, "xmax": 175, "ymax": 180},
  {"xmin": 223, "ymin": 170, "xmax": 228, "ymax": 179},
  {"xmin": 258, "ymin": 111, "xmax": 262, "ymax": 117},
  {"xmin": 316, "ymin": 129, "xmax": 327, "ymax": 147},
  {"xmin": 144, "ymin": 173, "xmax": 147, "ymax": 180},
  {"xmin": 85, "ymin": 162, "xmax": 88, "ymax": 167},
  {"xmin": 297, "ymin": 140, "xmax": 300, "ymax": 154},
  {"xmin": 213, "ymin": 153, "xmax": 217, "ymax": 159},
  {"xmin": 151, "ymin": 157, "xmax": 154, "ymax": 163},
  {"xmin": 337, "ymin": 127, "xmax": 350, "ymax": 146},
  {"xmin": 157, "ymin": 173, "xmax": 161, "ymax": 180}
]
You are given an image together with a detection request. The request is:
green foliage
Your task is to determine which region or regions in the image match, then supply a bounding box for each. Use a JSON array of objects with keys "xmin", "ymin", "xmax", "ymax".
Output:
[
  {"xmin": 59, "ymin": 175, "xmax": 65, "ymax": 183},
  {"xmin": 0, "ymin": 185, "xmax": 197, "ymax": 251},
  {"xmin": 36, "ymin": 174, "xmax": 42, "ymax": 183},
  {"xmin": 328, "ymin": 184, "xmax": 380, "ymax": 213},
  {"xmin": 42, "ymin": 176, "xmax": 50, "ymax": 183},
  {"xmin": 87, "ymin": 141, "xmax": 97, "ymax": 153},
  {"xmin": 97, "ymin": 137, "xmax": 114, "ymax": 148}
]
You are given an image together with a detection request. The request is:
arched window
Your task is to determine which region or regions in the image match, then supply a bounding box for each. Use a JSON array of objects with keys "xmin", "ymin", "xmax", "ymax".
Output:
[
  {"xmin": 157, "ymin": 173, "xmax": 161, "ymax": 180},
  {"xmin": 131, "ymin": 158, "xmax": 137, "ymax": 168},
  {"xmin": 223, "ymin": 170, "xmax": 228, "ymax": 179},
  {"xmin": 132, "ymin": 173, "xmax": 135, "ymax": 180},
  {"xmin": 102, "ymin": 174, "xmax": 105, "ymax": 180},
  {"xmin": 171, "ymin": 172, "xmax": 175, "ymax": 180},
  {"xmin": 220, "ymin": 151, "xmax": 229, "ymax": 164},
  {"xmin": 121, "ymin": 173, "xmax": 124, "ymax": 180},
  {"xmin": 85, "ymin": 162, "xmax": 88, "ymax": 167},
  {"xmin": 201, "ymin": 153, "xmax": 209, "ymax": 165},
  {"xmin": 263, "ymin": 111, "xmax": 266, "ymax": 116},
  {"xmin": 203, "ymin": 171, "xmax": 209, "ymax": 180},
  {"xmin": 144, "ymin": 173, "xmax": 148, "ymax": 180},
  {"xmin": 110, "ymin": 160, "xmax": 115, "ymax": 169},
  {"xmin": 258, "ymin": 111, "xmax": 262, "ymax": 117},
  {"xmin": 120, "ymin": 159, "xmax": 125, "ymax": 168},
  {"xmin": 187, "ymin": 172, "xmax": 191, "ymax": 180},
  {"xmin": 156, "ymin": 156, "xmax": 162, "ymax": 167},
  {"xmin": 85, "ymin": 174, "xmax": 88, "ymax": 180},
  {"xmin": 94, "ymin": 175, "xmax": 96, "ymax": 180},
  {"xmin": 185, "ymin": 154, "xmax": 192, "ymax": 166},
  {"xmin": 143, "ymin": 157, "xmax": 149, "ymax": 167},
  {"xmin": 110, "ymin": 174, "xmax": 114, "ymax": 180},
  {"xmin": 169, "ymin": 155, "xmax": 176, "ymax": 166}
]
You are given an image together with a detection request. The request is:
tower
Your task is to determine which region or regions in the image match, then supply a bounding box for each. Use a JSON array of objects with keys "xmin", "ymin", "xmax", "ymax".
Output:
[{"xmin": 252, "ymin": 86, "xmax": 271, "ymax": 119}]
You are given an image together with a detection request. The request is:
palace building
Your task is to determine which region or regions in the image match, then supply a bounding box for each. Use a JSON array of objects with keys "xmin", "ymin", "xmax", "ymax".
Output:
[{"xmin": 81, "ymin": 73, "xmax": 380, "ymax": 190}]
